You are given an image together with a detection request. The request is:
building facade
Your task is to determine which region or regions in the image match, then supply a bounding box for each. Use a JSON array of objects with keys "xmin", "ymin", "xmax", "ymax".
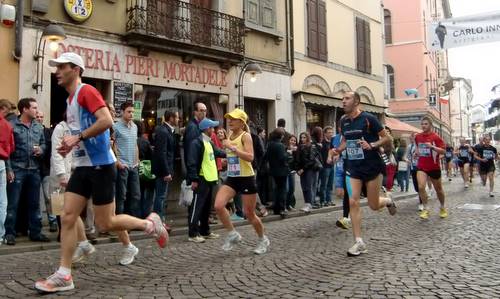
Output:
[
  {"xmin": 384, "ymin": 0, "xmax": 453, "ymax": 142},
  {"xmin": 0, "ymin": 0, "xmax": 19, "ymax": 102},
  {"xmin": 448, "ymin": 78, "xmax": 473, "ymax": 144},
  {"xmin": 486, "ymin": 84, "xmax": 500, "ymax": 142},
  {"xmin": 291, "ymin": 0, "xmax": 386, "ymax": 135}
]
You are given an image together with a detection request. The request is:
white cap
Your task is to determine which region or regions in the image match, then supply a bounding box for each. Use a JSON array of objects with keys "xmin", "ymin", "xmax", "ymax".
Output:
[{"xmin": 48, "ymin": 52, "xmax": 85, "ymax": 71}]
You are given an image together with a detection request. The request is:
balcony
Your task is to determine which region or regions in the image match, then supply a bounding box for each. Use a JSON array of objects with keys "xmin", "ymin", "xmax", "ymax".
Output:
[{"xmin": 125, "ymin": 0, "xmax": 245, "ymax": 65}]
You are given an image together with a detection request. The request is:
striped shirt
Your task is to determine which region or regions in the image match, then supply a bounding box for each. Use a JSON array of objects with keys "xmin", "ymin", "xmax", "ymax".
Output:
[{"xmin": 113, "ymin": 119, "xmax": 138, "ymax": 167}]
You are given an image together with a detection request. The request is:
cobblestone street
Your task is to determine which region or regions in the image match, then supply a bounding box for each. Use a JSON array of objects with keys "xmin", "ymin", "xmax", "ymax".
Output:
[{"xmin": 1, "ymin": 178, "xmax": 499, "ymax": 298}]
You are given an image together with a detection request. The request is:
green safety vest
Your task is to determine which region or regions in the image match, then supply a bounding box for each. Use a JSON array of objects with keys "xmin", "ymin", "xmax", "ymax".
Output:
[{"xmin": 200, "ymin": 139, "xmax": 218, "ymax": 182}]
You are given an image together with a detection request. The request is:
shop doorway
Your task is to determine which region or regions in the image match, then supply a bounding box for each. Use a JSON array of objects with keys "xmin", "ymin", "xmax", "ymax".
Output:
[
  {"xmin": 50, "ymin": 74, "xmax": 111, "ymax": 126},
  {"xmin": 245, "ymin": 98, "xmax": 269, "ymax": 133}
]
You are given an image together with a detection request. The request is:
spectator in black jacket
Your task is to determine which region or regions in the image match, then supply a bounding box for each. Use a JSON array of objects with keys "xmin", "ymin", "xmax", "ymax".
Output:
[
  {"xmin": 152, "ymin": 108, "xmax": 179, "ymax": 221},
  {"xmin": 297, "ymin": 132, "xmax": 321, "ymax": 213},
  {"xmin": 265, "ymin": 128, "xmax": 290, "ymax": 218},
  {"xmin": 136, "ymin": 121, "xmax": 155, "ymax": 218},
  {"xmin": 318, "ymin": 126, "xmax": 335, "ymax": 207},
  {"xmin": 186, "ymin": 118, "xmax": 226, "ymax": 243},
  {"xmin": 182, "ymin": 101, "xmax": 206, "ymax": 174},
  {"xmin": 286, "ymin": 135, "xmax": 298, "ymax": 210}
]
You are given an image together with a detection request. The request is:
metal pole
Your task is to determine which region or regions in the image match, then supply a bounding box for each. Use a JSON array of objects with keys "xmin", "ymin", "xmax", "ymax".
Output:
[
  {"xmin": 237, "ymin": 62, "xmax": 251, "ymax": 108},
  {"xmin": 458, "ymin": 83, "xmax": 463, "ymax": 138}
]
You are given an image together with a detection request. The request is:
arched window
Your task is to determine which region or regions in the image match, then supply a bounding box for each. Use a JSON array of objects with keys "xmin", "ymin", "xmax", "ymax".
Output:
[
  {"xmin": 386, "ymin": 65, "xmax": 395, "ymax": 99},
  {"xmin": 384, "ymin": 9, "xmax": 392, "ymax": 44}
]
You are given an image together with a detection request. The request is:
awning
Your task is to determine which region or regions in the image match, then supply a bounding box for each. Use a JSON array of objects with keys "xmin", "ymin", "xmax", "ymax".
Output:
[
  {"xmin": 295, "ymin": 91, "xmax": 386, "ymax": 113},
  {"xmin": 385, "ymin": 117, "xmax": 422, "ymax": 134},
  {"xmin": 299, "ymin": 93, "xmax": 343, "ymax": 108}
]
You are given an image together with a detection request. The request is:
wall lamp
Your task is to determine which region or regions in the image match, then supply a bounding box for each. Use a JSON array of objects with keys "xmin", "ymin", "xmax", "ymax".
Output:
[
  {"xmin": 33, "ymin": 24, "xmax": 66, "ymax": 93},
  {"xmin": 236, "ymin": 61, "xmax": 262, "ymax": 107}
]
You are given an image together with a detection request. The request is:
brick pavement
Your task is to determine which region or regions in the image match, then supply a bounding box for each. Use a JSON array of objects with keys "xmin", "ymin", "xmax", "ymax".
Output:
[{"xmin": 0, "ymin": 178, "xmax": 499, "ymax": 298}]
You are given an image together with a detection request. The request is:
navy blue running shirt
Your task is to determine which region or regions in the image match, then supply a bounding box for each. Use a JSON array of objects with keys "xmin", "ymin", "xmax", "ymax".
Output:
[{"xmin": 340, "ymin": 111, "xmax": 384, "ymax": 170}]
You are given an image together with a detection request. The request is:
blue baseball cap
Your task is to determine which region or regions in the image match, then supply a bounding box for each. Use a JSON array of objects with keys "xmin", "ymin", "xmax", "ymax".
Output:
[{"xmin": 199, "ymin": 118, "xmax": 219, "ymax": 131}]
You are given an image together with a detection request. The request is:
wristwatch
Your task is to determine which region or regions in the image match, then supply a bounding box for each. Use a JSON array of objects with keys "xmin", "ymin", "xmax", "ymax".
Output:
[{"xmin": 78, "ymin": 133, "xmax": 86, "ymax": 141}]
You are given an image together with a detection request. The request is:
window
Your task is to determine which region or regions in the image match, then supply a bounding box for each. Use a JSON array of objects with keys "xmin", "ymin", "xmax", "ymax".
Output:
[
  {"xmin": 356, "ymin": 17, "xmax": 371, "ymax": 73},
  {"xmin": 307, "ymin": 0, "xmax": 327, "ymax": 61},
  {"xmin": 246, "ymin": 0, "xmax": 276, "ymax": 30},
  {"xmin": 384, "ymin": 9, "xmax": 392, "ymax": 44},
  {"xmin": 386, "ymin": 65, "xmax": 395, "ymax": 99}
]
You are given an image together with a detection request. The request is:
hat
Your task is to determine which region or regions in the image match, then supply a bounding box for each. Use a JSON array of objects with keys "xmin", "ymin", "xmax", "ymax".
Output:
[
  {"xmin": 224, "ymin": 108, "xmax": 248, "ymax": 123},
  {"xmin": 48, "ymin": 52, "xmax": 85, "ymax": 71},
  {"xmin": 199, "ymin": 118, "xmax": 220, "ymax": 131}
]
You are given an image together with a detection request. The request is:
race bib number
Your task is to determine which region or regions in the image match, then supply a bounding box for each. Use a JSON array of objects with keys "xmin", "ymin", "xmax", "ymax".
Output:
[
  {"xmin": 70, "ymin": 130, "xmax": 87, "ymax": 158},
  {"xmin": 346, "ymin": 140, "xmax": 364, "ymax": 160},
  {"xmin": 460, "ymin": 149, "xmax": 469, "ymax": 158},
  {"xmin": 483, "ymin": 150, "xmax": 495, "ymax": 160},
  {"xmin": 418, "ymin": 144, "xmax": 431, "ymax": 157},
  {"xmin": 227, "ymin": 156, "xmax": 241, "ymax": 176},
  {"xmin": 445, "ymin": 152, "xmax": 452, "ymax": 158}
]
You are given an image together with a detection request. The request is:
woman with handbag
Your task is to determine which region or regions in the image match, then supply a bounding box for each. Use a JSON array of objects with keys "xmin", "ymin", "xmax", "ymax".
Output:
[{"xmin": 296, "ymin": 132, "xmax": 321, "ymax": 213}]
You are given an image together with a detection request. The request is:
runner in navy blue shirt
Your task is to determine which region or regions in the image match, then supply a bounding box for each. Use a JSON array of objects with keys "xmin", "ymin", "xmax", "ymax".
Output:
[
  {"xmin": 328, "ymin": 91, "xmax": 396, "ymax": 257},
  {"xmin": 474, "ymin": 135, "xmax": 498, "ymax": 197},
  {"xmin": 455, "ymin": 138, "xmax": 473, "ymax": 188},
  {"xmin": 444, "ymin": 145, "xmax": 454, "ymax": 181}
]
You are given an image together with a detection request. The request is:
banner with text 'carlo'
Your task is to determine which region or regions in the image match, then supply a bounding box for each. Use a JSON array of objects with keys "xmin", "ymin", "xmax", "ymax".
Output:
[{"xmin": 427, "ymin": 11, "xmax": 500, "ymax": 51}]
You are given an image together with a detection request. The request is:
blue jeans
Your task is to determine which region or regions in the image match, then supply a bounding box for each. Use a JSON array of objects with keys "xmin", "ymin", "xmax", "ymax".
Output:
[
  {"xmin": 154, "ymin": 177, "xmax": 169, "ymax": 221},
  {"xmin": 300, "ymin": 169, "xmax": 318, "ymax": 205},
  {"xmin": 5, "ymin": 168, "xmax": 42, "ymax": 238},
  {"xmin": 115, "ymin": 167, "xmax": 141, "ymax": 217},
  {"xmin": 0, "ymin": 161, "xmax": 7, "ymax": 239},
  {"xmin": 396, "ymin": 169, "xmax": 410, "ymax": 192},
  {"xmin": 319, "ymin": 167, "xmax": 335, "ymax": 204}
]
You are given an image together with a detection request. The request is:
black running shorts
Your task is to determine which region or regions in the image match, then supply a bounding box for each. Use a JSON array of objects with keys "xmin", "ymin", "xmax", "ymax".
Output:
[
  {"xmin": 224, "ymin": 176, "xmax": 257, "ymax": 195},
  {"xmin": 66, "ymin": 164, "xmax": 116, "ymax": 205},
  {"xmin": 479, "ymin": 164, "xmax": 495, "ymax": 175},
  {"xmin": 417, "ymin": 168, "xmax": 441, "ymax": 180},
  {"xmin": 345, "ymin": 158, "xmax": 384, "ymax": 182}
]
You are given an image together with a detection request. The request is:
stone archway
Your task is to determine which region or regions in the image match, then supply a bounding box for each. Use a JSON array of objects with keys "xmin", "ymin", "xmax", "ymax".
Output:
[
  {"xmin": 302, "ymin": 74, "xmax": 331, "ymax": 95},
  {"xmin": 332, "ymin": 81, "xmax": 352, "ymax": 98},
  {"xmin": 355, "ymin": 86, "xmax": 375, "ymax": 104}
]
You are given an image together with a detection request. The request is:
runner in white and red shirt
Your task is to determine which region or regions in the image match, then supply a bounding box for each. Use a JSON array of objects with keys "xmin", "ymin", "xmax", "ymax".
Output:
[
  {"xmin": 35, "ymin": 53, "xmax": 169, "ymax": 294},
  {"xmin": 414, "ymin": 116, "xmax": 447, "ymax": 220}
]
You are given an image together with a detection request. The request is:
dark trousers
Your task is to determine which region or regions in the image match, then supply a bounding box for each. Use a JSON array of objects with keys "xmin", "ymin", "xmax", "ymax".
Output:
[
  {"xmin": 410, "ymin": 169, "xmax": 422, "ymax": 204},
  {"xmin": 188, "ymin": 178, "xmax": 215, "ymax": 237},
  {"xmin": 300, "ymin": 169, "xmax": 318, "ymax": 204},
  {"xmin": 342, "ymin": 176, "xmax": 350, "ymax": 218},
  {"xmin": 256, "ymin": 171, "xmax": 269, "ymax": 206},
  {"xmin": 272, "ymin": 176, "xmax": 288, "ymax": 214},
  {"xmin": 140, "ymin": 179, "xmax": 155, "ymax": 219},
  {"xmin": 286, "ymin": 172, "xmax": 296, "ymax": 208},
  {"xmin": 5, "ymin": 169, "xmax": 42, "ymax": 238}
]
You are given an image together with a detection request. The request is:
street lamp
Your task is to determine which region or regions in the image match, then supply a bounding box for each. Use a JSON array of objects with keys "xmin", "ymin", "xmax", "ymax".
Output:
[
  {"xmin": 33, "ymin": 24, "xmax": 66, "ymax": 93},
  {"xmin": 236, "ymin": 61, "xmax": 262, "ymax": 107}
]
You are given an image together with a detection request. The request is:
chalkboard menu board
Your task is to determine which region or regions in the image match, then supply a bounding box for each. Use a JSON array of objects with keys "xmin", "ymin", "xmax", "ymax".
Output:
[{"xmin": 113, "ymin": 82, "xmax": 133, "ymax": 117}]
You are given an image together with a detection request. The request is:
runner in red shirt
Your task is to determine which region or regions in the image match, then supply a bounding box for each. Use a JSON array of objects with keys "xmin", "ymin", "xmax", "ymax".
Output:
[{"xmin": 414, "ymin": 116, "xmax": 447, "ymax": 219}]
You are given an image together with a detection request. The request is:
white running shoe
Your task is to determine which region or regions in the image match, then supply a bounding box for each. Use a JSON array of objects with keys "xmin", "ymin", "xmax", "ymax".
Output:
[
  {"xmin": 418, "ymin": 204, "xmax": 424, "ymax": 212},
  {"xmin": 222, "ymin": 231, "xmax": 242, "ymax": 251},
  {"xmin": 489, "ymin": 192, "xmax": 494, "ymax": 198},
  {"xmin": 464, "ymin": 183, "xmax": 469, "ymax": 189},
  {"xmin": 347, "ymin": 240, "xmax": 367, "ymax": 257},
  {"xmin": 188, "ymin": 236, "xmax": 206, "ymax": 243},
  {"xmin": 253, "ymin": 235, "xmax": 270, "ymax": 255},
  {"xmin": 72, "ymin": 243, "xmax": 96, "ymax": 263},
  {"xmin": 119, "ymin": 244, "xmax": 139, "ymax": 266},
  {"xmin": 300, "ymin": 203, "xmax": 312, "ymax": 213}
]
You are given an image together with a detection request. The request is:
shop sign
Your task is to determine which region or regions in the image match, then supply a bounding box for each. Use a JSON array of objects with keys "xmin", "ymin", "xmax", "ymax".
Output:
[
  {"xmin": 64, "ymin": 0, "xmax": 93, "ymax": 23},
  {"xmin": 133, "ymin": 101, "xmax": 142, "ymax": 121},
  {"xmin": 56, "ymin": 43, "xmax": 228, "ymax": 87}
]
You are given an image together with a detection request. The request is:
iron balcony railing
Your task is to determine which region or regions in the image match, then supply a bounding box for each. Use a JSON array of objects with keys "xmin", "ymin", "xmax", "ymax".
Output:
[{"xmin": 126, "ymin": 0, "xmax": 245, "ymax": 55}]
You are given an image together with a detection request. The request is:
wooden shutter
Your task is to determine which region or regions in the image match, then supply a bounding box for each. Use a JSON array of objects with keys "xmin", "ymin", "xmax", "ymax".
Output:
[
  {"xmin": 307, "ymin": 0, "xmax": 319, "ymax": 59},
  {"xmin": 364, "ymin": 19, "xmax": 371, "ymax": 73},
  {"xmin": 247, "ymin": 0, "xmax": 259, "ymax": 25},
  {"xmin": 384, "ymin": 10, "xmax": 392, "ymax": 44},
  {"xmin": 356, "ymin": 17, "xmax": 365, "ymax": 72},
  {"xmin": 318, "ymin": 0, "xmax": 327, "ymax": 61},
  {"xmin": 261, "ymin": 0, "xmax": 275, "ymax": 29}
]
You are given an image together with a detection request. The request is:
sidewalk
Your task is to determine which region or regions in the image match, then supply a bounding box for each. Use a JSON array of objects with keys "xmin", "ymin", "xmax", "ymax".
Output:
[{"xmin": 0, "ymin": 185, "xmax": 420, "ymax": 256}]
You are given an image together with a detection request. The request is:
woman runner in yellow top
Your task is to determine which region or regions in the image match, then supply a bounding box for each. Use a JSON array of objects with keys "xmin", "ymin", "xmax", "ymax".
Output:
[{"xmin": 214, "ymin": 108, "xmax": 270, "ymax": 254}]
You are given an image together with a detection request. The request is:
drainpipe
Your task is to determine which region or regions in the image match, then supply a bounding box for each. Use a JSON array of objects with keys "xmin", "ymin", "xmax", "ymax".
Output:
[
  {"xmin": 13, "ymin": 0, "xmax": 23, "ymax": 60},
  {"xmin": 289, "ymin": 0, "xmax": 294, "ymax": 75}
]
